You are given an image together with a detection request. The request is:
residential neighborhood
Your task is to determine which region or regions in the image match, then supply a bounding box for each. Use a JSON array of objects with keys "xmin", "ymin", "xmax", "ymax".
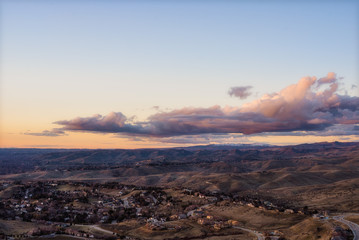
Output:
[
  {"xmin": 0, "ymin": 180, "xmax": 314, "ymax": 239},
  {"xmin": 0, "ymin": 181, "xmax": 355, "ymax": 240}
]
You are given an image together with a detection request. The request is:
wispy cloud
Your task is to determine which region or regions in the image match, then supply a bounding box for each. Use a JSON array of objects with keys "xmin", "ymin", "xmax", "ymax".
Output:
[
  {"xmin": 24, "ymin": 129, "xmax": 66, "ymax": 137},
  {"xmin": 27, "ymin": 73, "xmax": 359, "ymax": 139}
]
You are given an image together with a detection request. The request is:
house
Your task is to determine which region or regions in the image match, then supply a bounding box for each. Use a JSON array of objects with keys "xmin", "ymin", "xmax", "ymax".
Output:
[
  {"xmin": 188, "ymin": 210, "xmax": 204, "ymax": 218},
  {"xmin": 197, "ymin": 218, "xmax": 213, "ymax": 225},
  {"xmin": 227, "ymin": 219, "xmax": 240, "ymax": 226},
  {"xmin": 284, "ymin": 209, "xmax": 294, "ymax": 214},
  {"xmin": 199, "ymin": 194, "xmax": 206, "ymax": 199},
  {"xmin": 207, "ymin": 197, "xmax": 218, "ymax": 202},
  {"xmin": 213, "ymin": 221, "xmax": 230, "ymax": 231},
  {"xmin": 170, "ymin": 215, "xmax": 178, "ymax": 221}
]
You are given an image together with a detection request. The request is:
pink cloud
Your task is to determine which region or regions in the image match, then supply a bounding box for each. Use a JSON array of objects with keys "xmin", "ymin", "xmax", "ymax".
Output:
[{"xmin": 317, "ymin": 72, "xmax": 337, "ymax": 85}]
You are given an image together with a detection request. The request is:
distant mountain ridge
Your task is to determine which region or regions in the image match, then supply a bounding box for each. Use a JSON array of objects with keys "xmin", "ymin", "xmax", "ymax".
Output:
[
  {"xmin": 0, "ymin": 141, "xmax": 358, "ymax": 175},
  {"xmin": 174, "ymin": 143, "xmax": 272, "ymax": 151}
]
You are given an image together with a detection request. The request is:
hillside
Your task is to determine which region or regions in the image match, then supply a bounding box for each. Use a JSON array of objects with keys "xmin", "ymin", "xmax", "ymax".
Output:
[{"xmin": 1, "ymin": 142, "xmax": 359, "ymax": 212}]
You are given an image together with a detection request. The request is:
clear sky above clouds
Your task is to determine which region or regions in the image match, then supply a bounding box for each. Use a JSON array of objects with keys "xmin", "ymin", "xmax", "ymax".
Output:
[{"xmin": 1, "ymin": 0, "xmax": 359, "ymax": 148}]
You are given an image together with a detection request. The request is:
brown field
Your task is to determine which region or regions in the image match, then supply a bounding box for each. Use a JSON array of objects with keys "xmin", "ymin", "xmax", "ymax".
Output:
[
  {"xmin": 0, "ymin": 220, "xmax": 39, "ymax": 235},
  {"xmin": 205, "ymin": 205, "xmax": 307, "ymax": 231},
  {"xmin": 282, "ymin": 218, "xmax": 333, "ymax": 240},
  {"xmin": 345, "ymin": 215, "xmax": 359, "ymax": 225}
]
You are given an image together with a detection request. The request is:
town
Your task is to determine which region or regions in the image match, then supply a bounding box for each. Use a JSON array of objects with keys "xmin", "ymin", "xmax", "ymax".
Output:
[{"xmin": 1, "ymin": 180, "xmax": 353, "ymax": 240}]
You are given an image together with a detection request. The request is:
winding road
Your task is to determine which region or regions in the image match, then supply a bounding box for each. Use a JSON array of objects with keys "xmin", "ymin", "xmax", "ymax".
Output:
[
  {"xmin": 76, "ymin": 224, "xmax": 116, "ymax": 236},
  {"xmin": 89, "ymin": 225, "xmax": 115, "ymax": 235},
  {"xmin": 233, "ymin": 226, "xmax": 265, "ymax": 240},
  {"xmin": 332, "ymin": 214, "xmax": 359, "ymax": 240}
]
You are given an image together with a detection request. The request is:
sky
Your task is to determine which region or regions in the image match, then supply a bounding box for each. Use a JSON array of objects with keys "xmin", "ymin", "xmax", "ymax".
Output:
[{"xmin": 1, "ymin": 0, "xmax": 359, "ymax": 149}]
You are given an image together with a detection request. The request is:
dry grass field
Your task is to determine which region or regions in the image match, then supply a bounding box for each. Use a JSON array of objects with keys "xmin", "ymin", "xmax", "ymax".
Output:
[
  {"xmin": 281, "ymin": 218, "xmax": 333, "ymax": 240},
  {"xmin": 0, "ymin": 220, "xmax": 40, "ymax": 235},
  {"xmin": 205, "ymin": 205, "xmax": 307, "ymax": 231},
  {"xmin": 345, "ymin": 215, "xmax": 359, "ymax": 225}
]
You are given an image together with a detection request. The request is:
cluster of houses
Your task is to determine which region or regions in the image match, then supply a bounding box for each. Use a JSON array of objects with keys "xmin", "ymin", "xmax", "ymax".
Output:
[
  {"xmin": 0, "ymin": 181, "xmax": 172, "ymax": 225},
  {"xmin": 197, "ymin": 215, "xmax": 240, "ymax": 231},
  {"xmin": 0, "ymin": 181, "xmax": 313, "ymax": 239}
]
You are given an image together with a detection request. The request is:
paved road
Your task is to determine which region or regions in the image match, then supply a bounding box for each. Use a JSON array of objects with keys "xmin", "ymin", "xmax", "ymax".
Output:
[
  {"xmin": 76, "ymin": 224, "xmax": 116, "ymax": 235},
  {"xmin": 332, "ymin": 214, "xmax": 359, "ymax": 240},
  {"xmin": 90, "ymin": 225, "xmax": 116, "ymax": 235},
  {"xmin": 233, "ymin": 226, "xmax": 265, "ymax": 240}
]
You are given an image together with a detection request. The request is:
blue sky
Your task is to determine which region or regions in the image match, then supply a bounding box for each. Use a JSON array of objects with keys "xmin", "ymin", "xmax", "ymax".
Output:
[{"xmin": 1, "ymin": 0, "xmax": 359, "ymax": 148}]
